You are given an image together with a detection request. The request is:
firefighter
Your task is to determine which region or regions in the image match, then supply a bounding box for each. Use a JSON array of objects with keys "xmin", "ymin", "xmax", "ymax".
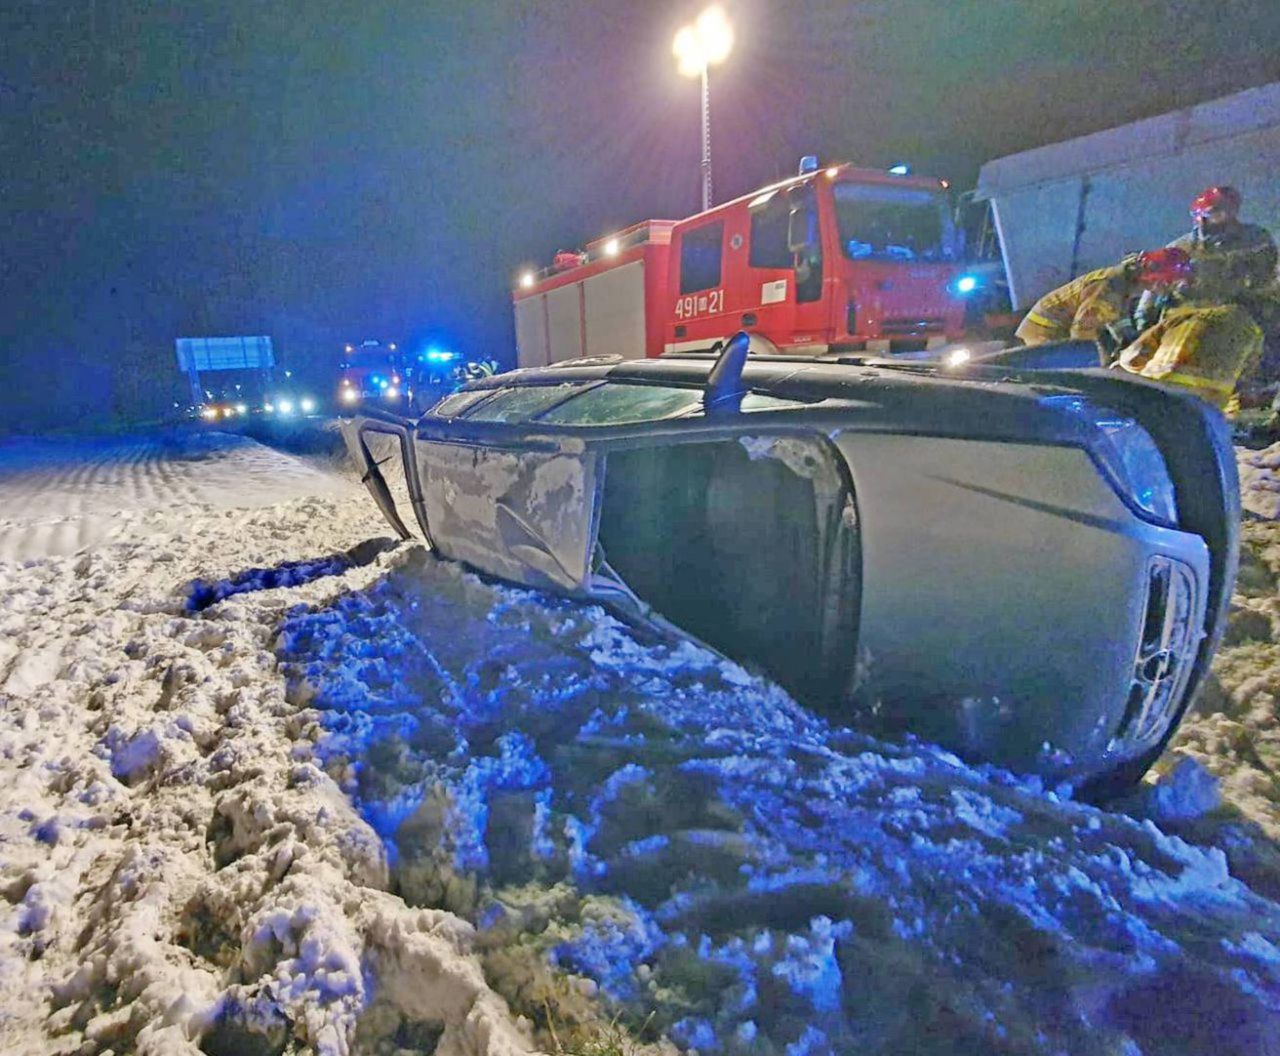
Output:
[
  {"xmin": 1116, "ymin": 187, "xmax": 1278, "ymax": 416},
  {"xmin": 1169, "ymin": 185, "xmax": 1277, "ymax": 306},
  {"xmin": 1015, "ymin": 248, "xmax": 1193, "ymax": 349}
]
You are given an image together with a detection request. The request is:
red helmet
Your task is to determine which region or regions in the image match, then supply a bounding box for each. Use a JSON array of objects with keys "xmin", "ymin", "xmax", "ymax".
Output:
[
  {"xmin": 1135, "ymin": 247, "xmax": 1193, "ymax": 286},
  {"xmin": 1190, "ymin": 185, "xmax": 1241, "ymax": 220}
]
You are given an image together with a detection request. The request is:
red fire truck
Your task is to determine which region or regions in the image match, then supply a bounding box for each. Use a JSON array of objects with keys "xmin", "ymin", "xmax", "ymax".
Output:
[{"xmin": 513, "ymin": 160, "xmax": 974, "ymax": 366}]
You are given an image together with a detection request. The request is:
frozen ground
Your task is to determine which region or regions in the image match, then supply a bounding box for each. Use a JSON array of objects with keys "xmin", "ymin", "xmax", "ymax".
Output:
[{"xmin": 1, "ymin": 429, "xmax": 1279, "ymax": 1055}]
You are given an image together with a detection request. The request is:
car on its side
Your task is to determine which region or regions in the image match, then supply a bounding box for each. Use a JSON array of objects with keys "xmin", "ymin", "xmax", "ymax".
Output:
[{"xmin": 341, "ymin": 333, "xmax": 1238, "ymax": 794}]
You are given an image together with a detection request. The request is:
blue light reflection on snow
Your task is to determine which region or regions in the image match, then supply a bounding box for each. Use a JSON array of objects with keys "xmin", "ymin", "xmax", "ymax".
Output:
[{"xmin": 276, "ymin": 552, "xmax": 1280, "ymax": 1055}]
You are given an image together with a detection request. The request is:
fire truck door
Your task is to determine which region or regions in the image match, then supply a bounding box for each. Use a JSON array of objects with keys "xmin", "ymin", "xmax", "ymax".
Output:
[
  {"xmin": 784, "ymin": 184, "xmax": 831, "ymax": 347},
  {"xmin": 741, "ymin": 186, "xmax": 831, "ymax": 351}
]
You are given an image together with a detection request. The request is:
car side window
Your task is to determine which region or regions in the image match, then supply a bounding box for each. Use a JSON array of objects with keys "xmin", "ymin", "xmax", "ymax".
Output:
[{"xmin": 679, "ymin": 221, "xmax": 724, "ymax": 294}]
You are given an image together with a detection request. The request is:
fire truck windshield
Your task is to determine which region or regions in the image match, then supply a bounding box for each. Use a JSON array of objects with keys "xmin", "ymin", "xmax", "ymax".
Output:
[
  {"xmin": 833, "ymin": 182, "xmax": 953, "ymax": 263},
  {"xmin": 341, "ymin": 351, "xmax": 399, "ymax": 371}
]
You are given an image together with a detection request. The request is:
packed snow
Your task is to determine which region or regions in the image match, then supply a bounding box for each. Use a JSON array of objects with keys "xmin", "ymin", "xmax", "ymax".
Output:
[{"xmin": 1, "ymin": 428, "xmax": 1279, "ymax": 1055}]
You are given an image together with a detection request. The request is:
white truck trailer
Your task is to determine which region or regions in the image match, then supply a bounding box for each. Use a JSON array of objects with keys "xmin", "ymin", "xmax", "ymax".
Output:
[{"xmin": 976, "ymin": 82, "xmax": 1280, "ymax": 310}]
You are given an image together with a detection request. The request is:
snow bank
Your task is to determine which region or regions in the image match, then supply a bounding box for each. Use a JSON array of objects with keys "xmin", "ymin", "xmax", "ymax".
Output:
[
  {"xmin": 1164, "ymin": 469, "xmax": 1280, "ymax": 842},
  {"xmin": 0, "ymin": 432, "xmax": 532, "ymax": 1055},
  {"xmin": 280, "ymin": 550, "xmax": 1280, "ymax": 1055}
]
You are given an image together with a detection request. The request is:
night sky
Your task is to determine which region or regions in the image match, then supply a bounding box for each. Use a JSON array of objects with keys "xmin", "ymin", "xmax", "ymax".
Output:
[{"xmin": 3, "ymin": 0, "xmax": 1280, "ymax": 429}]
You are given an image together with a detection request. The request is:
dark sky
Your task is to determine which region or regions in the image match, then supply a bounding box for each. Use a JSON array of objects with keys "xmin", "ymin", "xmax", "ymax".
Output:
[{"xmin": 3, "ymin": 0, "xmax": 1280, "ymax": 426}]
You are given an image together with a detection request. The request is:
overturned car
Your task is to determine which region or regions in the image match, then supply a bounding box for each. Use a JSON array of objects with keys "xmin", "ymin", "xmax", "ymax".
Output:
[{"xmin": 342, "ymin": 333, "xmax": 1238, "ymax": 793}]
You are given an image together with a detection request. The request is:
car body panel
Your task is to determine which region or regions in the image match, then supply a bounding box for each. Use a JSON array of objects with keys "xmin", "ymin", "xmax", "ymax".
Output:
[{"xmin": 341, "ymin": 349, "xmax": 1237, "ymax": 789}]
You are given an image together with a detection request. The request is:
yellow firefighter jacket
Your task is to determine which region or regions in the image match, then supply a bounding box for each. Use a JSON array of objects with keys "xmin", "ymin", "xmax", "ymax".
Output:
[{"xmin": 1015, "ymin": 265, "xmax": 1133, "ymax": 346}]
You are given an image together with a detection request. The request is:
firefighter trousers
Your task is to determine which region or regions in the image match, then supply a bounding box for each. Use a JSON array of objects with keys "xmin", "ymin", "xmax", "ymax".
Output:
[{"xmin": 1116, "ymin": 304, "xmax": 1263, "ymax": 415}]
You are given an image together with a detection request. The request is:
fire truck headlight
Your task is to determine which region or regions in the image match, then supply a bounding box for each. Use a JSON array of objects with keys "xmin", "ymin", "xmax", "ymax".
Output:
[
  {"xmin": 300, "ymin": 397, "xmax": 316, "ymax": 414},
  {"xmin": 341, "ymin": 388, "xmax": 358, "ymax": 404},
  {"xmin": 954, "ymin": 274, "xmax": 979, "ymax": 295}
]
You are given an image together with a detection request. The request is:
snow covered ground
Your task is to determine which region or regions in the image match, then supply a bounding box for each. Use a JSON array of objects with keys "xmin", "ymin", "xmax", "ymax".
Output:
[{"xmin": 1, "ymin": 428, "xmax": 1279, "ymax": 1056}]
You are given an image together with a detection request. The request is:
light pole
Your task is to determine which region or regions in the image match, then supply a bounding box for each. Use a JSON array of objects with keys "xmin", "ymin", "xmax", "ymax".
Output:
[{"xmin": 673, "ymin": 6, "xmax": 733, "ymax": 212}]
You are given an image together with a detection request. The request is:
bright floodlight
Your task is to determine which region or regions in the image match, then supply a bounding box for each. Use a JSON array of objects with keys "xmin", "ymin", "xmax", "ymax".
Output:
[
  {"xmin": 604, "ymin": 237, "xmax": 620, "ymax": 257},
  {"xmin": 944, "ymin": 347, "xmax": 972, "ymax": 367},
  {"xmin": 519, "ymin": 271, "xmax": 535, "ymax": 289},
  {"xmin": 674, "ymin": 5, "xmax": 733, "ymax": 76},
  {"xmin": 956, "ymin": 275, "xmax": 979, "ymax": 294}
]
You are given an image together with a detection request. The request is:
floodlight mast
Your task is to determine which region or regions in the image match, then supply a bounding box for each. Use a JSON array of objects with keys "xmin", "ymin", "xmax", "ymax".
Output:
[{"xmin": 673, "ymin": 6, "xmax": 733, "ymax": 211}]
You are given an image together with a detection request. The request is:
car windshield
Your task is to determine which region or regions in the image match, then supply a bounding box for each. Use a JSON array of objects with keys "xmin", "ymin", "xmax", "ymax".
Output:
[{"xmin": 834, "ymin": 182, "xmax": 953, "ymax": 262}]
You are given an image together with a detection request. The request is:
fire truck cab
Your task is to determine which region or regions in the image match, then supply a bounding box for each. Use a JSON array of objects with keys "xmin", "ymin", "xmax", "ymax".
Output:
[{"xmin": 514, "ymin": 161, "xmax": 970, "ymax": 366}]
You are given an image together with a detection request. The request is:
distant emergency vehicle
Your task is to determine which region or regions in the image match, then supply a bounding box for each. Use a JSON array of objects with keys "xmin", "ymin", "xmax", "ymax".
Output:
[
  {"xmin": 513, "ymin": 160, "xmax": 974, "ymax": 365},
  {"xmin": 338, "ymin": 340, "xmax": 406, "ymax": 407}
]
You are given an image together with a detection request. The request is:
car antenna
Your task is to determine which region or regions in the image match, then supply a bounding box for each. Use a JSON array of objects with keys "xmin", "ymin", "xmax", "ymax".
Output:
[{"xmin": 703, "ymin": 330, "xmax": 751, "ymax": 413}]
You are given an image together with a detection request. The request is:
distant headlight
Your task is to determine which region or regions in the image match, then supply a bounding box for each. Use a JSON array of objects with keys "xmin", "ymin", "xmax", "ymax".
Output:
[
  {"xmin": 277, "ymin": 398, "xmax": 294, "ymax": 415},
  {"xmin": 943, "ymin": 347, "xmax": 971, "ymax": 367},
  {"xmin": 235, "ymin": 403, "xmax": 248, "ymax": 414},
  {"xmin": 341, "ymin": 388, "xmax": 359, "ymax": 404},
  {"xmin": 300, "ymin": 397, "xmax": 316, "ymax": 413},
  {"xmin": 201, "ymin": 406, "xmax": 218, "ymax": 421},
  {"xmin": 263, "ymin": 402, "xmax": 275, "ymax": 413},
  {"xmin": 385, "ymin": 386, "xmax": 400, "ymax": 399},
  {"xmin": 1043, "ymin": 396, "xmax": 1178, "ymax": 525}
]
